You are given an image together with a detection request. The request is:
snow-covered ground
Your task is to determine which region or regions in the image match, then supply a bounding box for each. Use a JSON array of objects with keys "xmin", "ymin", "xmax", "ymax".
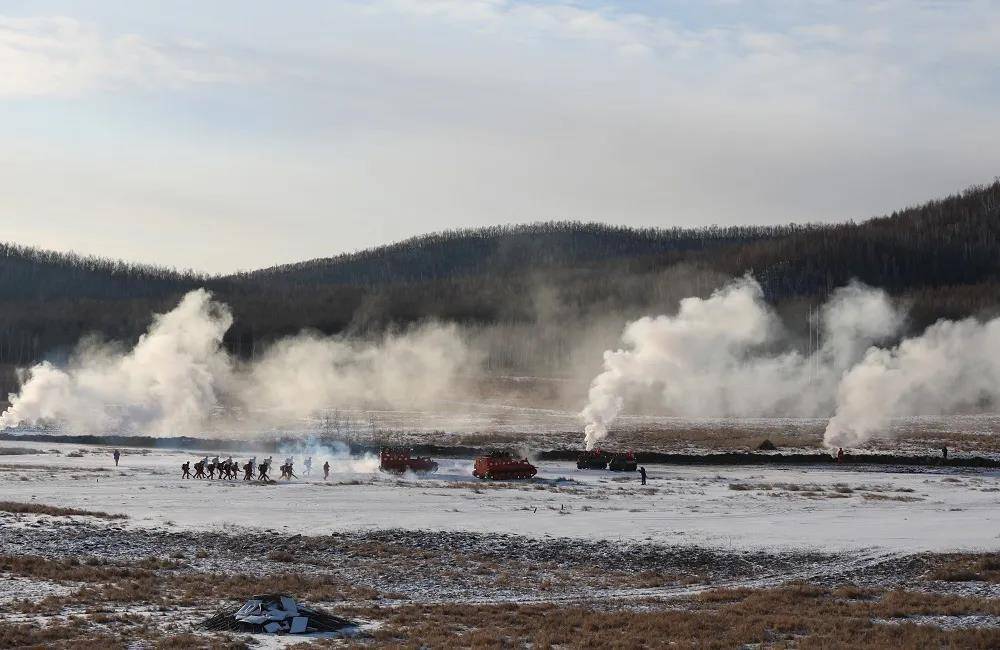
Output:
[{"xmin": 1, "ymin": 439, "xmax": 998, "ymax": 553}]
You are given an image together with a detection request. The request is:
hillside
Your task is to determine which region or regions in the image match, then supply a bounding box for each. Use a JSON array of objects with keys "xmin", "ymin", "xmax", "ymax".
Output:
[
  {"xmin": 240, "ymin": 222, "xmax": 785, "ymax": 287},
  {"xmin": 0, "ymin": 179, "xmax": 998, "ymax": 396}
]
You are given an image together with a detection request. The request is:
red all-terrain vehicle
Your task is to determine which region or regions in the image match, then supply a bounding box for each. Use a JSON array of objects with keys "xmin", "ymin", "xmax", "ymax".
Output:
[
  {"xmin": 473, "ymin": 451, "xmax": 537, "ymax": 480},
  {"xmin": 379, "ymin": 448, "xmax": 439, "ymax": 474}
]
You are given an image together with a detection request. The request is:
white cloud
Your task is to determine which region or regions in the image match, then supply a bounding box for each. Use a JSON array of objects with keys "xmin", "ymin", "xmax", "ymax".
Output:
[{"xmin": 0, "ymin": 15, "xmax": 251, "ymax": 97}]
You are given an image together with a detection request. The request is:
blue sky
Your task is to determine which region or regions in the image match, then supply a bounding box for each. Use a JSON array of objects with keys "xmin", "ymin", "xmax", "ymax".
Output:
[{"xmin": 2, "ymin": 1, "xmax": 999, "ymax": 272}]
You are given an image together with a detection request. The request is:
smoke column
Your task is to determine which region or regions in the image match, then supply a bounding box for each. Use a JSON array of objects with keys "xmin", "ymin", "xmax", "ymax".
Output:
[
  {"xmin": 823, "ymin": 316, "xmax": 1000, "ymax": 447},
  {"xmin": 580, "ymin": 277, "xmax": 902, "ymax": 449},
  {"xmin": 0, "ymin": 289, "xmax": 232, "ymax": 434},
  {"xmin": 0, "ymin": 289, "xmax": 474, "ymax": 435}
]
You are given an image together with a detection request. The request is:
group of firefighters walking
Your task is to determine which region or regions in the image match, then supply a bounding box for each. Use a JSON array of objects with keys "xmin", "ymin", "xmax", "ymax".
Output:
[{"xmin": 179, "ymin": 455, "xmax": 331, "ymax": 482}]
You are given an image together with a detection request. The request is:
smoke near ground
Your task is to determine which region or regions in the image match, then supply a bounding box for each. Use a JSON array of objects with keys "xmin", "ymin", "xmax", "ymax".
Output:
[
  {"xmin": 6, "ymin": 281, "xmax": 1000, "ymax": 451},
  {"xmin": 0, "ymin": 290, "xmax": 233, "ymax": 435},
  {"xmin": 823, "ymin": 316, "xmax": 1000, "ymax": 447},
  {"xmin": 0, "ymin": 289, "xmax": 474, "ymax": 435},
  {"xmin": 580, "ymin": 277, "xmax": 908, "ymax": 450}
]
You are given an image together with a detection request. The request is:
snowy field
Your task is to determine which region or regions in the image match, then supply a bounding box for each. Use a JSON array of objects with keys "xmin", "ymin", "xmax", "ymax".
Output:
[{"xmin": 2, "ymin": 439, "xmax": 998, "ymax": 554}]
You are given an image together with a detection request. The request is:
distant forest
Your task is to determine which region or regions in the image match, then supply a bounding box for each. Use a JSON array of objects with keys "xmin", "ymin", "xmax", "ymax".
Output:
[{"xmin": 1, "ymin": 180, "xmax": 999, "ymax": 394}]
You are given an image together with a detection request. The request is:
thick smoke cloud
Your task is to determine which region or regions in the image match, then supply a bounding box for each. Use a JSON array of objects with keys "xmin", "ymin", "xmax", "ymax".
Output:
[
  {"xmin": 243, "ymin": 325, "xmax": 475, "ymax": 420},
  {"xmin": 580, "ymin": 277, "xmax": 904, "ymax": 449},
  {"xmin": 0, "ymin": 289, "xmax": 474, "ymax": 435},
  {"xmin": 0, "ymin": 289, "xmax": 233, "ymax": 434},
  {"xmin": 823, "ymin": 317, "xmax": 1000, "ymax": 447}
]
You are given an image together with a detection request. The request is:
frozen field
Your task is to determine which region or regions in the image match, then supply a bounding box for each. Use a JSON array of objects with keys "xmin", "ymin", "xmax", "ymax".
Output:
[{"xmin": 1, "ymin": 439, "xmax": 998, "ymax": 553}]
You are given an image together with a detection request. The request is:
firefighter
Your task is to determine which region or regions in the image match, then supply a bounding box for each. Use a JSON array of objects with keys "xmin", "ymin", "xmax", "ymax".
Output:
[
  {"xmin": 243, "ymin": 461, "xmax": 254, "ymax": 481},
  {"xmin": 942, "ymin": 445, "xmax": 948, "ymax": 461},
  {"xmin": 323, "ymin": 461, "xmax": 330, "ymax": 480},
  {"xmin": 193, "ymin": 460, "xmax": 206, "ymax": 478},
  {"xmin": 258, "ymin": 462, "xmax": 270, "ymax": 481},
  {"xmin": 207, "ymin": 462, "xmax": 216, "ymax": 479},
  {"xmin": 113, "ymin": 449, "xmax": 120, "ymax": 466},
  {"xmin": 181, "ymin": 461, "xmax": 191, "ymax": 479},
  {"xmin": 836, "ymin": 448, "xmax": 845, "ymax": 463},
  {"xmin": 639, "ymin": 466, "xmax": 647, "ymax": 486}
]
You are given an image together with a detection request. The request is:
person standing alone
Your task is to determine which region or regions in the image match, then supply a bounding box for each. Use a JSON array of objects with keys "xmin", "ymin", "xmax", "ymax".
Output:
[
  {"xmin": 639, "ymin": 466, "xmax": 647, "ymax": 486},
  {"xmin": 113, "ymin": 449, "xmax": 120, "ymax": 467}
]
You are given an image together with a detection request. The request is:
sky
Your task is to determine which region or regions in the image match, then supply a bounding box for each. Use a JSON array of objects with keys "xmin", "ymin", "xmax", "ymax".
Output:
[{"xmin": 1, "ymin": 0, "xmax": 999, "ymax": 273}]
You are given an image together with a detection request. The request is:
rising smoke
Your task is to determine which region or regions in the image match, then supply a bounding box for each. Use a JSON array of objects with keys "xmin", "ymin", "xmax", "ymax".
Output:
[
  {"xmin": 0, "ymin": 289, "xmax": 474, "ymax": 435},
  {"xmin": 580, "ymin": 276, "xmax": 906, "ymax": 449},
  {"xmin": 823, "ymin": 316, "xmax": 1000, "ymax": 447}
]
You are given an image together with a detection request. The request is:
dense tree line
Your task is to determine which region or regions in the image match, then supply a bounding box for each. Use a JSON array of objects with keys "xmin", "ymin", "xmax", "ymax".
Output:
[{"xmin": 0, "ymin": 180, "xmax": 999, "ymax": 395}]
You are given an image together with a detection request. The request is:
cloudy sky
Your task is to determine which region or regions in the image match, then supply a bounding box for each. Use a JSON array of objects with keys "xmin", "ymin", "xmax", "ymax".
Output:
[{"xmin": 1, "ymin": 1, "xmax": 999, "ymax": 272}]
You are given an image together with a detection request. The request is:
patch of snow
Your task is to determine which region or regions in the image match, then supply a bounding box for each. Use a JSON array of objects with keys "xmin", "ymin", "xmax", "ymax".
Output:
[{"xmin": 0, "ymin": 439, "xmax": 997, "ymax": 553}]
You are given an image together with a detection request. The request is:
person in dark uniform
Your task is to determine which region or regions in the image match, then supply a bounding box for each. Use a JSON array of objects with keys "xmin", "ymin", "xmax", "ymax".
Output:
[
  {"xmin": 639, "ymin": 466, "xmax": 647, "ymax": 486},
  {"xmin": 113, "ymin": 449, "xmax": 120, "ymax": 466},
  {"xmin": 181, "ymin": 461, "xmax": 191, "ymax": 479},
  {"xmin": 258, "ymin": 462, "xmax": 270, "ymax": 481},
  {"xmin": 323, "ymin": 461, "xmax": 330, "ymax": 480},
  {"xmin": 942, "ymin": 445, "xmax": 948, "ymax": 460}
]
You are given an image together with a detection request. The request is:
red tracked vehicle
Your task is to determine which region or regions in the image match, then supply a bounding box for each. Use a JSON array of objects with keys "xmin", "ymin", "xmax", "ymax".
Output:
[
  {"xmin": 472, "ymin": 451, "xmax": 537, "ymax": 480},
  {"xmin": 379, "ymin": 447, "xmax": 439, "ymax": 475},
  {"xmin": 576, "ymin": 448, "xmax": 611, "ymax": 470},
  {"xmin": 577, "ymin": 449, "xmax": 637, "ymax": 471},
  {"xmin": 608, "ymin": 451, "xmax": 638, "ymax": 472}
]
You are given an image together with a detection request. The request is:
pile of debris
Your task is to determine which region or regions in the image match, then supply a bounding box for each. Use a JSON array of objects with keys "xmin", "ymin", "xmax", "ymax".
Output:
[{"xmin": 203, "ymin": 594, "xmax": 353, "ymax": 635}]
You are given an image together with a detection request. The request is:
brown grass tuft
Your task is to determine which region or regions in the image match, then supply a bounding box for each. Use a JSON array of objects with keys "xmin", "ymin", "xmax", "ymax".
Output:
[{"xmin": 0, "ymin": 500, "xmax": 126, "ymax": 519}]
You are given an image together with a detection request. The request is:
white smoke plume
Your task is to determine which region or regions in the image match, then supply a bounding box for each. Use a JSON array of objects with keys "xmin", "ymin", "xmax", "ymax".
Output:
[
  {"xmin": 244, "ymin": 324, "xmax": 474, "ymax": 420},
  {"xmin": 277, "ymin": 440, "xmax": 381, "ymax": 475},
  {"xmin": 0, "ymin": 289, "xmax": 233, "ymax": 434},
  {"xmin": 580, "ymin": 277, "xmax": 903, "ymax": 449},
  {"xmin": 823, "ymin": 316, "xmax": 1000, "ymax": 447},
  {"xmin": 0, "ymin": 289, "xmax": 475, "ymax": 435}
]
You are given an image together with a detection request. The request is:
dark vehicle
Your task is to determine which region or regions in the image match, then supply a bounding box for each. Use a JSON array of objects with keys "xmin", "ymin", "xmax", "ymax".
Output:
[
  {"xmin": 473, "ymin": 451, "xmax": 537, "ymax": 480},
  {"xmin": 379, "ymin": 447, "xmax": 439, "ymax": 474},
  {"xmin": 608, "ymin": 451, "xmax": 638, "ymax": 472},
  {"xmin": 576, "ymin": 448, "xmax": 611, "ymax": 470}
]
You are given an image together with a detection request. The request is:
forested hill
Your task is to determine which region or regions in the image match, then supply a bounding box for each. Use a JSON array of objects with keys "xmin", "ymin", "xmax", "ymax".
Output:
[
  {"xmin": 239, "ymin": 222, "xmax": 787, "ymax": 287},
  {"xmin": 241, "ymin": 180, "xmax": 1000, "ymax": 301},
  {"xmin": 0, "ymin": 179, "xmax": 998, "ymax": 386}
]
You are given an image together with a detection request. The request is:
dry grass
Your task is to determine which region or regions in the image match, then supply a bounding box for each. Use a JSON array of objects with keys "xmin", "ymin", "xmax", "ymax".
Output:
[
  {"xmin": 928, "ymin": 554, "xmax": 1000, "ymax": 583},
  {"xmin": 0, "ymin": 447, "xmax": 41, "ymax": 456},
  {"xmin": 314, "ymin": 583, "xmax": 1000, "ymax": 649},
  {"xmin": 727, "ymin": 482, "xmax": 925, "ymax": 502},
  {"xmin": 0, "ymin": 552, "xmax": 379, "ymax": 615},
  {"xmin": 0, "ymin": 500, "xmax": 126, "ymax": 519},
  {"xmin": 862, "ymin": 493, "xmax": 924, "ymax": 503},
  {"xmin": 0, "ymin": 554, "xmax": 174, "ymax": 585},
  {"xmin": 6, "ymin": 538, "xmax": 1000, "ymax": 649},
  {"xmin": 0, "ymin": 621, "xmax": 249, "ymax": 649}
]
